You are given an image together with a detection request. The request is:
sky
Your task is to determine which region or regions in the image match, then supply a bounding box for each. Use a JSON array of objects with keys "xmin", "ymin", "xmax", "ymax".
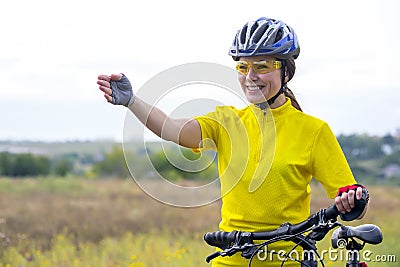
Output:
[{"xmin": 1, "ymin": 0, "xmax": 400, "ymax": 142}]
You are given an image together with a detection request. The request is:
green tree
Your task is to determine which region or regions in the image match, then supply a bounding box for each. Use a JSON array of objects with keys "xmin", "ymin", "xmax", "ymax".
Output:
[
  {"xmin": 92, "ymin": 145, "xmax": 133, "ymax": 178},
  {"xmin": 338, "ymin": 134, "xmax": 384, "ymax": 160},
  {"xmin": 380, "ymin": 151, "xmax": 400, "ymax": 167},
  {"xmin": 0, "ymin": 152, "xmax": 13, "ymax": 176},
  {"xmin": 54, "ymin": 158, "xmax": 73, "ymax": 177},
  {"xmin": 10, "ymin": 153, "xmax": 50, "ymax": 177},
  {"xmin": 382, "ymin": 134, "xmax": 395, "ymax": 145},
  {"xmin": 148, "ymin": 147, "xmax": 217, "ymax": 181}
]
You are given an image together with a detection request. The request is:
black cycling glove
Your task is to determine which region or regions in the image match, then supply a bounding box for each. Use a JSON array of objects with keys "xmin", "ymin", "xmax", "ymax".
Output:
[{"xmin": 109, "ymin": 74, "xmax": 135, "ymax": 107}]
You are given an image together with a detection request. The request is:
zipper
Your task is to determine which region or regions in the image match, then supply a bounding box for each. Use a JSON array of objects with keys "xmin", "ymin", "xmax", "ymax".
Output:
[
  {"xmin": 248, "ymin": 106, "xmax": 268, "ymax": 192},
  {"xmin": 255, "ymin": 106, "xmax": 267, "ymax": 163},
  {"xmin": 260, "ymin": 107, "xmax": 267, "ymax": 162}
]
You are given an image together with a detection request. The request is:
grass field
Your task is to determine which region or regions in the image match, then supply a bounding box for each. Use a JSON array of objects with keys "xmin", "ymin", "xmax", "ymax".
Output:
[{"xmin": 0, "ymin": 178, "xmax": 398, "ymax": 266}]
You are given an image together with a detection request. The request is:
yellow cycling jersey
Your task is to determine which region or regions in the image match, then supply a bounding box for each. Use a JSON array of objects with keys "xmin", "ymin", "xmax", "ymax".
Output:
[{"xmin": 194, "ymin": 98, "xmax": 356, "ymax": 266}]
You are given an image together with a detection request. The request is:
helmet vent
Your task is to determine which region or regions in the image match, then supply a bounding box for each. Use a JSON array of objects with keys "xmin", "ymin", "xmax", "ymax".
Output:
[
  {"xmin": 275, "ymin": 28, "xmax": 283, "ymax": 43},
  {"xmin": 252, "ymin": 22, "xmax": 270, "ymax": 44},
  {"xmin": 239, "ymin": 24, "xmax": 248, "ymax": 44}
]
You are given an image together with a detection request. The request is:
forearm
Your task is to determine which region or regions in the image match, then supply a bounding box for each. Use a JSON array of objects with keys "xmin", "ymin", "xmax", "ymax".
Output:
[{"xmin": 128, "ymin": 97, "xmax": 187, "ymax": 144}]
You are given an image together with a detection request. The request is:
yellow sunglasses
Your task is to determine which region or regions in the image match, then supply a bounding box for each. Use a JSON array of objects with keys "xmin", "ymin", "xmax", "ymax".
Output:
[{"xmin": 236, "ymin": 60, "xmax": 282, "ymax": 75}]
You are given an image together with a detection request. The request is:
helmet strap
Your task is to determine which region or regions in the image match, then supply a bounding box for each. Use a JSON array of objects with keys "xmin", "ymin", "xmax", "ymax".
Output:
[
  {"xmin": 256, "ymin": 60, "xmax": 286, "ymax": 108},
  {"xmin": 266, "ymin": 84, "xmax": 285, "ymax": 106}
]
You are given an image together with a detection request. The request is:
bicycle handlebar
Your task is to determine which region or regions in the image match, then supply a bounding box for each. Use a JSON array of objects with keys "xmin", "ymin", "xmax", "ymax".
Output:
[{"xmin": 204, "ymin": 188, "xmax": 369, "ymax": 257}]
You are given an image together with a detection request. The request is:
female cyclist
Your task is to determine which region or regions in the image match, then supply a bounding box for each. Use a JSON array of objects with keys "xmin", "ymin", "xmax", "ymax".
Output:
[{"xmin": 97, "ymin": 17, "xmax": 369, "ymax": 266}]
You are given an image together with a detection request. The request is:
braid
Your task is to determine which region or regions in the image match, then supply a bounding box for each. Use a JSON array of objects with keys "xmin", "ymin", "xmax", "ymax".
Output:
[
  {"xmin": 284, "ymin": 86, "xmax": 302, "ymax": 112},
  {"xmin": 283, "ymin": 58, "xmax": 302, "ymax": 112}
]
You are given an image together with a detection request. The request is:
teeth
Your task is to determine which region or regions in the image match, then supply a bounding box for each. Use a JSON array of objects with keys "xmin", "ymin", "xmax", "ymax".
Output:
[{"xmin": 247, "ymin": 86, "xmax": 262, "ymax": 91}]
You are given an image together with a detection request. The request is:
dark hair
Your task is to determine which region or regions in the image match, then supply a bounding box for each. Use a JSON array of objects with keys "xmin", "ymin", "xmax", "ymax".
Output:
[{"xmin": 283, "ymin": 57, "xmax": 302, "ymax": 112}]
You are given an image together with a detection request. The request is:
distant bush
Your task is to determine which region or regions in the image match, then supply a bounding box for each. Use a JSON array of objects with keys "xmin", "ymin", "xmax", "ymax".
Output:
[
  {"xmin": 148, "ymin": 147, "xmax": 217, "ymax": 181},
  {"xmin": 92, "ymin": 145, "xmax": 132, "ymax": 178},
  {"xmin": 0, "ymin": 152, "xmax": 50, "ymax": 177},
  {"xmin": 54, "ymin": 158, "xmax": 73, "ymax": 177},
  {"xmin": 338, "ymin": 134, "xmax": 384, "ymax": 160},
  {"xmin": 380, "ymin": 150, "xmax": 400, "ymax": 166}
]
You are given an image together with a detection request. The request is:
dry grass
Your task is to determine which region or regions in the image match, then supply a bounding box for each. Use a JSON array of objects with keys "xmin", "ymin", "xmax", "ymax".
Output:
[
  {"xmin": 0, "ymin": 178, "xmax": 398, "ymax": 266},
  {"xmin": 0, "ymin": 178, "xmax": 221, "ymax": 250}
]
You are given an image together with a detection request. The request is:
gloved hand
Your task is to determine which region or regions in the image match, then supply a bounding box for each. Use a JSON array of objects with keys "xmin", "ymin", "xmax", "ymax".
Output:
[
  {"xmin": 335, "ymin": 184, "xmax": 369, "ymax": 220},
  {"xmin": 109, "ymin": 74, "xmax": 135, "ymax": 107},
  {"xmin": 97, "ymin": 73, "xmax": 135, "ymax": 107}
]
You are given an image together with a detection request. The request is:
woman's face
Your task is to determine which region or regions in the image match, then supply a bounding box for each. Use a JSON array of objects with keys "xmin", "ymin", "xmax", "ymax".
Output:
[{"xmin": 237, "ymin": 55, "xmax": 285, "ymax": 105}]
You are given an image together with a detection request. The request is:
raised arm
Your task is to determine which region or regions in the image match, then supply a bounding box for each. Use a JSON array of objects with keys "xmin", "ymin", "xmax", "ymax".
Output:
[{"xmin": 97, "ymin": 73, "xmax": 202, "ymax": 148}]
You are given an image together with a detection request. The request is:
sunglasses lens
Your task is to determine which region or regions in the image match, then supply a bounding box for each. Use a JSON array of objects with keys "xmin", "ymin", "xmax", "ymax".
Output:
[
  {"xmin": 253, "ymin": 62, "xmax": 270, "ymax": 74},
  {"xmin": 236, "ymin": 62, "xmax": 249, "ymax": 75},
  {"xmin": 236, "ymin": 60, "xmax": 281, "ymax": 75}
]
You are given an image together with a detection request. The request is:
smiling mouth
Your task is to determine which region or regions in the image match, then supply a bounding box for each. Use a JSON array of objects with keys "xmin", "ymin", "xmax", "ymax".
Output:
[{"xmin": 246, "ymin": 85, "xmax": 265, "ymax": 91}]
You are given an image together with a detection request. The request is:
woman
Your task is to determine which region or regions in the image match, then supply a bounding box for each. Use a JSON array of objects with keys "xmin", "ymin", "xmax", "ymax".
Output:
[{"xmin": 97, "ymin": 17, "xmax": 368, "ymax": 266}]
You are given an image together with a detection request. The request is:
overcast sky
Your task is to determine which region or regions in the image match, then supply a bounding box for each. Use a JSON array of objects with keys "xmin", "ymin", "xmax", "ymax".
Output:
[{"xmin": 1, "ymin": 0, "xmax": 399, "ymax": 141}]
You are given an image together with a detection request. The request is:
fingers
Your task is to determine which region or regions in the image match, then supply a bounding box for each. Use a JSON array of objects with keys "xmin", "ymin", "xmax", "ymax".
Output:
[
  {"xmin": 98, "ymin": 74, "xmax": 111, "ymax": 81},
  {"xmin": 335, "ymin": 195, "xmax": 347, "ymax": 214},
  {"xmin": 355, "ymin": 187, "xmax": 367, "ymax": 219},
  {"xmin": 347, "ymin": 189, "xmax": 355, "ymax": 208},
  {"xmin": 110, "ymin": 73, "xmax": 123, "ymax": 81},
  {"xmin": 97, "ymin": 75, "xmax": 113, "ymax": 96},
  {"xmin": 335, "ymin": 190, "xmax": 356, "ymax": 213},
  {"xmin": 97, "ymin": 73, "xmax": 124, "ymax": 104},
  {"xmin": 104, "ymin": 94, "xmax": 113, "ymax": 103},
  {"xmin": 356, "ymin": 186, "xmax": 363, "ymax": 200}
]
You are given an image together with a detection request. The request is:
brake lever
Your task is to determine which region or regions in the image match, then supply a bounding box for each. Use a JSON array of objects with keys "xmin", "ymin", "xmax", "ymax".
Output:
[
  {"xmin": 308, "ymin": 218, "xmax": 342, "ymax": 241},
  {"xmin": 205, "ymin": 245, "xmax": 240, "ymax": 263},
  {"xmin": 206, "ymin": 242, "xmax": 255, "ymax": 263},
  {"xmin": 223, "ymin": 244, "xmax": 247, "ymax": 256},
  {"xmin": 241, "ymin": 244, "xmax": 261, "ymax": 259},
  {"xmin": 205, "ymin": 251, "xmax": 222, "ymax": 263}
]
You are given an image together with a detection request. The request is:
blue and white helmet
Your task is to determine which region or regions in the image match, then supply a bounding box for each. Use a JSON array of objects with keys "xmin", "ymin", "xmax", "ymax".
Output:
[{"xmin": 229, "ymin": 17, "xmax": 300, "ymax": 60}]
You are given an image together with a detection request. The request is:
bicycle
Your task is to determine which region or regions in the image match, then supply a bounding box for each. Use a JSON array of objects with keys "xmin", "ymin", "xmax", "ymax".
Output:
[{"xmin": 204, "ymin": 188, "xmax": 383, "ymax": 266}]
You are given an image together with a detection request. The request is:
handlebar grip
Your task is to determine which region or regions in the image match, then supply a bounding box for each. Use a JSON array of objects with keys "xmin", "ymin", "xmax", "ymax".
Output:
[
  {"xmin": 325, "ymin": 187, "xmax": 368, "ymax": 221},
  {"xmin": 324, "ymin": 204, "xmax": 340, "ymax": 220},
  {"xmin": 204, "ymin": 230, "xmax": 238, "ymax": 250}
]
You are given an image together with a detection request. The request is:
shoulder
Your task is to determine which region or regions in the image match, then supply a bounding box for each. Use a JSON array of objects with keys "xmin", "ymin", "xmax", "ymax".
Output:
[
  {"xmin": 284, "ymin": 104, "xmax": 328, "ymax": 128},
  {"xmin": 298, "ymin": 112, "xmax": 339, "ymax": 143},
  {"xmin": 215, "ymin": 105, "xmax": 247, "ymax": 114},
  {"xmin": 299, "ymin": 112, "xmax": 327, "ymax": 128},
  {"xmin": 196, "ymin": 105, "xmax": 250, "ymax": 120},
  {"xmin": 283, "ymin": 107, "xmax": 336, "ymax": 140}
]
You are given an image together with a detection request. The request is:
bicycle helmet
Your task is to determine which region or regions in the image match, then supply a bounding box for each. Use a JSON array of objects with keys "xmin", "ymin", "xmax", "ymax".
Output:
[{"xmin": 229, "ymin": 17, "xmax": 300, "ymax": 60}]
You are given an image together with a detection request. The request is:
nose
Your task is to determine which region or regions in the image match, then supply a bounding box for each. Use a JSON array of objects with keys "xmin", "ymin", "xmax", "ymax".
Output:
[{"xmin": 246, "ymin": 67, "xmax": 258, "ymax": 81}]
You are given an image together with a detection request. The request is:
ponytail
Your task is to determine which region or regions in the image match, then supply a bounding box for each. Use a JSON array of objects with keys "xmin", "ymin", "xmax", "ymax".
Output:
[
  {"xmin": 283, "ymin": 58, "xmax": 302, "ymax": 112},
  {"xmin": 284, "ymin": 86, "xmax": 302, "ymax": 112}
]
